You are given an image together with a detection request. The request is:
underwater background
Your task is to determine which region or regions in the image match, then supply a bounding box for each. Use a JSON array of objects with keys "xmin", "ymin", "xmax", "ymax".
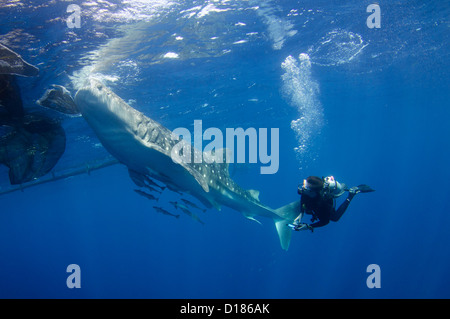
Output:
[{"xmin": 0, "ymin": 0, "xmax": 449, "ymax": 298}]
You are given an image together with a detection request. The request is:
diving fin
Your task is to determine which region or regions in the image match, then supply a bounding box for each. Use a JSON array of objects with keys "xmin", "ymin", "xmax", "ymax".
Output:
[{"xmin": 355, "ymin": 184, "xmax": 375, "ymax": 193}]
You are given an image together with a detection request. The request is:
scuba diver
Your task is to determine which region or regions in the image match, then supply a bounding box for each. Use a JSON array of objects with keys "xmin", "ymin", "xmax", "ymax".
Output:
[{"xmin": 289, "ymin": 176, "xmax": 374, "ymax": 231}]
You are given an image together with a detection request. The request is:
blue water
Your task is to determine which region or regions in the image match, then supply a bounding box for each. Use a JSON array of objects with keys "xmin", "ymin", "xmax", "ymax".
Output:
[{"xmin": 0, "ymin": 0, "xmax": 449, "ymax": 298}]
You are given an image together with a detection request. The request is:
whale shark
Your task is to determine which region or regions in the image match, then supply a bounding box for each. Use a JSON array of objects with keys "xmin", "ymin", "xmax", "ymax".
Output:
[{"xmin": 39, "ymin": 79, "xmax": 299, "ymax": 250}]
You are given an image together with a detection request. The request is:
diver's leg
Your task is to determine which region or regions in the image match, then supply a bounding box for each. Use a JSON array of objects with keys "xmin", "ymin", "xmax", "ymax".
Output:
[{"xmin": 330, "ymin": 193, "xmax": 355, "ymax": 222}]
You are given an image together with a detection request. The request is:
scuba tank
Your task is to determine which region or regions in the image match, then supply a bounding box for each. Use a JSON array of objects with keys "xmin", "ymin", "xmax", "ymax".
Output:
[{"xmin": 321, "ymin": 176, "xmax": 346, "ymax": 199}]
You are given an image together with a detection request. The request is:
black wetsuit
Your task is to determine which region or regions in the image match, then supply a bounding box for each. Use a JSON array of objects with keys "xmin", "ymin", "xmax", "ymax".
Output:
[{"xmin": 300, "ymin": 192, "xmax": 354, "ymax": 228}]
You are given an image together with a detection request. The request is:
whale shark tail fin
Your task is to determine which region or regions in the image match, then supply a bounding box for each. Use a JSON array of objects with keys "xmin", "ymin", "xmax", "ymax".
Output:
[
  {"xmin": 274, "ymin": 220, "xmax": 292, "ymax": 251},
  {"xmin": 274, "ymin": 200, "xmax": 301, "ymax": 250}
]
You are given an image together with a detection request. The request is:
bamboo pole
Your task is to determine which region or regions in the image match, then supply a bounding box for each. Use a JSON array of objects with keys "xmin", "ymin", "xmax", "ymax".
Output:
[{"xmin": 0, "ymin": 158, "xmax": 120, "ymax": 196}]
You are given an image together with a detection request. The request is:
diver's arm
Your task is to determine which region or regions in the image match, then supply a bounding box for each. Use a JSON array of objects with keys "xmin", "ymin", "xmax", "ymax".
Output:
[
  {"xmin": 294, "ymin": 212, "xmax": 303, "ymax": 224},
  {"xmin": 294, "ymin": 196, "xmax": 307, "ymax": 224},
  {"xmin": 309, "ymin": 218, "xmax": 330, "ymax": 228},
  {"xmin": 294, "ymin": 199, "xmax": 306, "ymax": 224}
]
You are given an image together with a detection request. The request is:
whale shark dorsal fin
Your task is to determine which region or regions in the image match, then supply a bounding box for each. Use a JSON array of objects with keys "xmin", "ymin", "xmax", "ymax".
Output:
[
  {"xmin": 215, "ymin": 148, "xmax": 232, "ymax": 164},
  {"xmin": 248, "ymin": 189, "xmax": 260, "ymax": 201},
  {"xmin": 204, "ymin": 148, "xmax": 232, "ymax": 171}
]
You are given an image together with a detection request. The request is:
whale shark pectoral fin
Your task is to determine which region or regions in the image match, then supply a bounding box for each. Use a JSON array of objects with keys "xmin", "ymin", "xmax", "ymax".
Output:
[
  {"xmin": 244, "ymin": 214, "xmax": 262, "ymax": 225},
  {"xmin": 208, "ymin": 199, "xmax": 221, "ymax": 211},
  {"xmin": 192, "ymin": 172, "xmax": 210, "ymax": 193},
  {"xmin": 178, "ymin": 162, "xmax": 210, "ymax": 193},
  {"xmin": 148, "ymin": 141, "xmax": 210, "ymax": 193}
]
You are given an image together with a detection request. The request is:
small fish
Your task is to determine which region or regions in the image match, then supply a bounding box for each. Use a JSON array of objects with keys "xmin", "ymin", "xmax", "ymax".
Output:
[
  {"xmin": 168, "ymin": 188, "xmax": 183, "ymax": 195},
  {"xmin": 153, "ymin": 206, "xmax": 180, "ymax": 219},
  {"xmin": 170, "ymin": 201, "xmax": 205, "ymax": 225},
  {"xmin": 180, "ymin": 207, "xmax": 205, "ymax": 225},
  {"xmin": 181, "ymin": 198, "xmax": 207, "ymax": 213},
  {"xmin": 144, "ymin": 184, "xmax": 164, "ymax": 194},
  {"xmin": 134, "ymin": 189, "xmax": 158, "ymax": 201},
  {"xmin": 169, "ymin": 201, "xmax": 188, "ymax": 210},
  {"xmin": 144, "ymin": 175, "xmax": 164, "ymax": 190},
  {"xmin": 128, "ymin": 169, "xmax": 146, "ymax": 187},
  {"xmin": 169, "ymin": 201, "xmax": 179, "ymax": 209}
]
